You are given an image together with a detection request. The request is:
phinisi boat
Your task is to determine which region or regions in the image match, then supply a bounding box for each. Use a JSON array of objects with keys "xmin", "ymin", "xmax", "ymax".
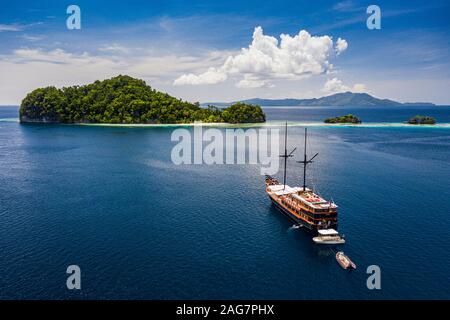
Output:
[{"xmin": 265, "ymin": 124, "xmax": 343, "ymax": 241}]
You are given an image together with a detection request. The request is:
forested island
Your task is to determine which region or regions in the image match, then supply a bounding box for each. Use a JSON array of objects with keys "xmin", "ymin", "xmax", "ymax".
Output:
[
  {"xmin": 19, "ymin": 75, "xmax": 266, "ymax": 124},
  {"xmin": 324, "ymin": 114, "xmax": 362, "ymax": 124},
  {"xmin": 406, "ymin": 115, "xmax": 436, "ymax": 125}
]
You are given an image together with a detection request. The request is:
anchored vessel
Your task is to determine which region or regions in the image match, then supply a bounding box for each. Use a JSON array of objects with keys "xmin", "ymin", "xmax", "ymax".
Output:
[
  {"xmin": 313, "ymin": 229, "xmax": 345, "ymax": 244},
  {"xmin": 265, "ymin": 124, "xmax": 342, "ymax": 239}
]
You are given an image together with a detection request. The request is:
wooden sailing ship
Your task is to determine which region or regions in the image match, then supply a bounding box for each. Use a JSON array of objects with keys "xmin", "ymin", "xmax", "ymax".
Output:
[{"xmin": 265, "ymin": 124, "xmax": 341, "ymax": 237}]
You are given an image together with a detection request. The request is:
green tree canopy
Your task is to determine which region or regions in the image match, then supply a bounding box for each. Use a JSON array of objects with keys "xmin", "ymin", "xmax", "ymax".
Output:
[
  {"xmin": 324, "ymin": 114, "xmax": 362, "ymax": 124},
  {"xmin": 406, "ymin": 115, "xmax": 436, "ymax": 125}
]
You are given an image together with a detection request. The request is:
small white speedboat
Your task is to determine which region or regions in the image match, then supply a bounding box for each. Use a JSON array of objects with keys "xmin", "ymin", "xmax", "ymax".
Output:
[{"xmin": 312, "ymin": 229, "xmax": 345, "ymax": 244}]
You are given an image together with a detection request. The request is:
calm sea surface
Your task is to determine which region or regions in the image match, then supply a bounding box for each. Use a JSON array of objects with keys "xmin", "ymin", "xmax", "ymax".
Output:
[{"xmin": 0, "ymin": 105, "xmax": 449, "ymax": 299}]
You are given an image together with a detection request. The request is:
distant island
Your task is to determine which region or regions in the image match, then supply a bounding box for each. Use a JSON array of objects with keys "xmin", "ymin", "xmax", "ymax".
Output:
[
  {"xmin": 19, "ymin": 75, "xmax": 265, "ymax": 124},
  {"xmin": 324, "ymin": 114, "xmax": 361, "ymax": 124},
  {"xmin": 205, "ymin": 92, "xmax": 436, "ymax": 107},
  {"xmin": 406, "ymin": 115, "xmax": 436, "ymax": 125}
]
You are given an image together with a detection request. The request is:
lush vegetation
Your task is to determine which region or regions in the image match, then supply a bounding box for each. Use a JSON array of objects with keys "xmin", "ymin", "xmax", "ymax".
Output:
[
  {"xmin": 406, "ymin": 115, "xmax": 436, "ymax": 125},
  {"xmin": 220, "ymin": 102, "xmax": 266, "ymax": 123},
  {"xmin": 324, "ymin": 114, "xmax": 362, "ymax": 124},
  {"xmin": 19, "ymin": 75, "xmax": 265, "ymax": 124}
]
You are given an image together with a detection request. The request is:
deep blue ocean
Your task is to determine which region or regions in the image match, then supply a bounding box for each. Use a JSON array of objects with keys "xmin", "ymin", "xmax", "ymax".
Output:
[{"xmin": 0, "ymin": 105, "xmax": 449, "ymax": 299}]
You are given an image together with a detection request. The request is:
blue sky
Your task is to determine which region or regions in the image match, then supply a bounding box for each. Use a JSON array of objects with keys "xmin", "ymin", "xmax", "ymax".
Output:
[{"xmin": 0, "ymin": 0, "xmax": 449, "ymax": 104}]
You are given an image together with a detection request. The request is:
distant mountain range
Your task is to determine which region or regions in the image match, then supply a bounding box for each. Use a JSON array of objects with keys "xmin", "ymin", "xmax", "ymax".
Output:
[{"xmin": 203, "ymin": 92, "xmax": 436, "ymax": 107}]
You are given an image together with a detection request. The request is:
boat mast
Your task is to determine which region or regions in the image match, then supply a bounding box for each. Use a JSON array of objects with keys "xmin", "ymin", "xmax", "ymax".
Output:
[
  {"xmin": 302, "ymin": 128, "xmax": 307, "ymax": 190},
  {"xmin": 279, "ymin": 122, "xmax": 296, "ymax": 190},
  {"xmin": 298, "ymin": 128, "xmax": 318, "ymax": 191}
]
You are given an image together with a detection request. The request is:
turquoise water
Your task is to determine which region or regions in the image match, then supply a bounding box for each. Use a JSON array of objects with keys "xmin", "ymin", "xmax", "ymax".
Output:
[{"xmin": 0, "ymin": 106, "xmax": 449, "ymax": 299}]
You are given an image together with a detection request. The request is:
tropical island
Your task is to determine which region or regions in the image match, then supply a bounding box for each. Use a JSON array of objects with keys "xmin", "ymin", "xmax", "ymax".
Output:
[
  {"xmin": 19, "ymin": 75, "xmax": 266, "ymax": 124},
  {"xmin": 324, "ymin": 114, "xmax": 362, "ymax": 124},
  {"xmin": 406, "ymin": 115, "xmax": 436, "ymax": 125}
]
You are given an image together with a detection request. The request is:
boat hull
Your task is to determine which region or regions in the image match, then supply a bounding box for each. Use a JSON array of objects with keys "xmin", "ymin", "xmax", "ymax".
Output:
[
  {"xmin": 269, "ymin": 196, "xmax": 315, "ymax": 233},
  {"xmin": 312, "ymin": 237, "xmax": 346, "ymax": 245},
  {"xmin": 268, "ymin": 195, "xmax": 338, "ymax": 235}
]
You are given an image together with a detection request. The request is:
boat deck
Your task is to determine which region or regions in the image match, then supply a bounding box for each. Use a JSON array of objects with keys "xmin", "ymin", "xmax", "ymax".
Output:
[{"xmin": 267, "ymin": 184, "xmax": 337, "ymax": 210}]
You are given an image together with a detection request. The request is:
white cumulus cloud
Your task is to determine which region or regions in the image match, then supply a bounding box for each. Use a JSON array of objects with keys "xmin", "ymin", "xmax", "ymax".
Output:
[
  {"xmin": 335, "ymin": 38, "xmax": 348, "ymax": 55},
  {"xmin": 236, "ymin": 74, "xmax": 273, "ymax": 88},
  {"xmin": 174, "ymin": 26, "xmax": 348, "ymax": 88},
  {"xmin": 173, "ymin": 67, "xmax": 227, "ymax": 85},
  {"xmin": 322, "ymin": 77, "xmax": 366, "ymax": 94},
  {"xmin": 352, "ymin": 83, "xmax": 366, "ymax": 92}
]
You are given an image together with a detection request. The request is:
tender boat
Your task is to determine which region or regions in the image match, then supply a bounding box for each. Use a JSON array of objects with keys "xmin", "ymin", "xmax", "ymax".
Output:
[
  {"xmin": 335, "ymin": 251, "xmax": 356, "ymax": 270},
  {"xmin": 312, "ymin": 229, "xmax": 345, "ymax": 244}
]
